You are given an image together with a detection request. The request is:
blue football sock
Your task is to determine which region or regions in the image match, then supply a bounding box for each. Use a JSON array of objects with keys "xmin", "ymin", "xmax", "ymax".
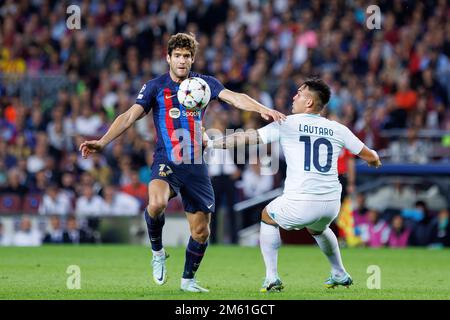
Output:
[
  {"xmin": 182, "ymin": 236, "xmax": 208, "ymax": 279},
  {"xmin": 144, "ymin": 208, "xmax": 165, "ymax": 252}
]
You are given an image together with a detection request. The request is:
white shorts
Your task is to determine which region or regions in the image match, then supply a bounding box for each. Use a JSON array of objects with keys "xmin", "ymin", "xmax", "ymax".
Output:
[{"xmin": 266, "ymin": 195, "xmax": 341, "ymax": 232}]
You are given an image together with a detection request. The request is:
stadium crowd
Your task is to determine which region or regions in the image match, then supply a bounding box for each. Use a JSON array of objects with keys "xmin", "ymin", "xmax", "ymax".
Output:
[{"xmin": 0, "ymin": 0, "xmax": 449, "ymax": 246}]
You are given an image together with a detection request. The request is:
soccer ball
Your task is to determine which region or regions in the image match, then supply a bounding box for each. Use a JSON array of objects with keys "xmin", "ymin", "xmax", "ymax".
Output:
[{"xmin": 177, "ymin": 77, "xmax": 211, "ymax": 110}]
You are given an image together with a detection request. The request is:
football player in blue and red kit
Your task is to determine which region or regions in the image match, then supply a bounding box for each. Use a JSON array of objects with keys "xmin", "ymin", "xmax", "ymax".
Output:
[{"xmin": 79, "ymin": 33, "xmax": 286, "ymax": 292}]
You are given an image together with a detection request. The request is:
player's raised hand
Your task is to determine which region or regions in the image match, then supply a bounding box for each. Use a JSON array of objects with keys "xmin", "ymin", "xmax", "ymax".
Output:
[
  {"xmin": 367, "ymin": 150, "xmax": 382, "ymax": 168},
  {"xmin": 368, "ymin": 158, "xmax": 382, "ymax": 168},
  {"xmin": 260, "ymin": 108, "xmax": 287, "ymax": 123},
  {"xmin": 79, "ymin": 140, "xmax": 105, "ymax": 159}
]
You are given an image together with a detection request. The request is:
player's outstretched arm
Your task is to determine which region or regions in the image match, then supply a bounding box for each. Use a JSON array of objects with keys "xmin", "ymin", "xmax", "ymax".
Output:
[
  {"xmin": 79, "ymin": 104, "xmax": 145, "ymax": 159},
  {"xmin": 218, "ymin": 89, "xmax": 286, "ymax": 122},
  {"xmin": 203, "ymin": 129, "xmax": 262, "ymax": 149},
  {"xmin": 357, "ymin": 145, "xmax": 382, "ymax": 168}
]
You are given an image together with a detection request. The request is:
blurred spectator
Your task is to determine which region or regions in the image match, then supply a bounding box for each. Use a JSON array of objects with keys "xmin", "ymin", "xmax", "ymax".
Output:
[
  {"xmin": 38, "ymin": 183, "xmax": 72, "ymax": 216},
  {"xmin": 75, "ymin": 106, "xmax": 102, "ymax": 137},
  {"xmin": 29, "ymin": 169, "xmax": 50, "ymax": 194},
  {"xmin": 75, "ymin": 184, "xmax": 105, "ymax": 217},
  {"xmin": 100, "ymin": 185, "xmax": 140, "ymax": 216},
  {"xmin": 428, "ymin": 208, "xmax": 450, "ymax": 248},
  {"xmin": 63, "ymin": 215, "xmax": 92, "ymax": 244},
  {"xmin": 408, "ymin": 201, "xmax": 435, "ymax": 246},
  {"xmin": 42, "ymin": 216, "xmax": 64, "ymax": 244},
  {"xmin": 26, "ymin": 143, "xmax": 47, "ymax": 174},
  {"xmin": 389, "ymin": 128, "xmax": 432, "ymax": 164},
  {"xmin": 121, "ymin": 170, "xmax": 148, "ymax": 208},
  {"xmin": 47, "ymin": 107, "xmax": 71, "ymax": 159},
  {"xmin": 395, "ymin": 75, "xmax": 418, "ymax": 111},
  {"xmin": 238, "ymin": 160, "xmax": 273, "ymax": 199},
  {"xmin": 0, "ymin": 221, "xmax": 10, "ymax": 246},
  {"xmin": 9, "ymin": 134, "xmax": 32, "ymax": 159},
  {"xmin": 88, "ymin": 153, "xmax": 112, "ymax": 187},
  {"xmin": 0, "ymin": 167, "xmax": 28, "ymax": 196},
  {"xmin": 387, "ymin": 215, "xmax": 411, "ymax": 248},
  {"xmin": 60, "ymin": 171, "xmax": 77, "ymax": 202},
  {"xmin": 357, "ymin": 209, "xmax": 390, "ymax": 248},
  {"xmin": 0, "ymin": 161, "xmax": 7, "ymax": 188},
  {"xmin": 138, "ymin": 151, "xmax": 153, "ymax": 184},
  {"xmin": 366, "ymin": 181, "xmax": 417, "ymax": 212},
  {"xmin": 352, "ymin": 193, "xmax": 369, "ymax": 226},
  {"xmin": 11, "ymin": 216, "xmax": 42, "ymax": 247}
]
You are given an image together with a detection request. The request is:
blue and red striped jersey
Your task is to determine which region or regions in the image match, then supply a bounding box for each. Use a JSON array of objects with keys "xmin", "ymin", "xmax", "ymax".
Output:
[{"xmin": 135, "ymin": 71, "xmax": 225, "ymax": 164}]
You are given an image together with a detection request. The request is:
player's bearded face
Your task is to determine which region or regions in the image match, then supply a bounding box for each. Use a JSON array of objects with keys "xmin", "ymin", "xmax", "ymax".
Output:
[{"xmin": 167, "ymin": 48, "xmax": 194, "ymax": 81}]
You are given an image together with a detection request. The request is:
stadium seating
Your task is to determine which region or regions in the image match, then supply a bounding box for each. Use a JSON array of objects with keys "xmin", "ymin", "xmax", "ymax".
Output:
[
  {"xmin": 0, "ymin": 194, "xmax": 22, "ymax": 215},
  {"xmin": 22, "ymin": 194, "xmax": 42, "ymax": 215}
]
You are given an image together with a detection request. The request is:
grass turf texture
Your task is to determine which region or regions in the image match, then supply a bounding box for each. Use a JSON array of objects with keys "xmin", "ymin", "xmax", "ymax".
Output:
[{"xmin": 0, "ymin": 245, "xmax": 449, "ymax": 300}]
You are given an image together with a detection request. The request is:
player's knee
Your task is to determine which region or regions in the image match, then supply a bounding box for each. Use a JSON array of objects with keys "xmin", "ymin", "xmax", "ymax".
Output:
[
  {"xmin": 191, "ymin": 226, "xmax": 210, "ymax": 243},
  {"xmin": 147, "ymin": 200, "xmax": 167, "ymax": 217}
]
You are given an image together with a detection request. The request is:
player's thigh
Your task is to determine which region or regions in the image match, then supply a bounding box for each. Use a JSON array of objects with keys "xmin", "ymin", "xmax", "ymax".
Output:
[
  {"xmin": 261, "ymin": 207, "xmax": 278, "ymax": 226},
  {"xmin": 266, "ymin": 197, "xmax": 334, "ymax": 231},
  {"xmin": 180, "ymin": 171, "xmax": 215, "ymax": 214},
  {"xmin": 306, "ymin": 200, "xmax": 341, "ymax": 233},
  {"xmin": 147, "ymin": 179, "xmax": 172, "ymax": 208}
]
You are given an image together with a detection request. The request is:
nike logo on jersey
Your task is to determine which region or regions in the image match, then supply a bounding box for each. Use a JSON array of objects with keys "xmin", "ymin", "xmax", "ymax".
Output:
[
  {"xmin": 207, "ymin": 204, "xmax": 214, "ymax": 209},
  {"xmin": 164, "ymin": 94, "xmax": 177, "ymax": 99}
]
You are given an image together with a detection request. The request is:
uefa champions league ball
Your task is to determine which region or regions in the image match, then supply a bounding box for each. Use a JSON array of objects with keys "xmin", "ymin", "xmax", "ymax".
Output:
[{"xmin": 177, "ymin": 77, "xmax": 211, "ymax": 110}]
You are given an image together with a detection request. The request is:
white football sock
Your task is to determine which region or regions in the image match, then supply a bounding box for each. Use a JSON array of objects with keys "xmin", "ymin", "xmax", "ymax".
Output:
[
  {"xmin": 312, "ymin": 228, "xmax": 346, "ymax": 277},
  {"xmin": 260, "ymin": 222, "xmax": 281, "ymax": 281}
]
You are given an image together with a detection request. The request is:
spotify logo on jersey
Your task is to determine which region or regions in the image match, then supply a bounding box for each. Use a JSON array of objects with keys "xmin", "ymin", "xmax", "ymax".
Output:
[{"xmin": 169, "ymin": 108, "xmax": 181, "ymax": 119}]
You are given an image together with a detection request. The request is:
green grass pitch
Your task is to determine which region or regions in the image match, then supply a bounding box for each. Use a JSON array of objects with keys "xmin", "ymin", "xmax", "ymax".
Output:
[{"xmin": 0, "ymin": 245, "xmax": 449, "ymax": 299}]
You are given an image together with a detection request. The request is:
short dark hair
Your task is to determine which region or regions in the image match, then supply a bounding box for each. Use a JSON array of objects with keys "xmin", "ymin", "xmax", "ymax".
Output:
[
  {"xmin": 167, "ymin": 33, "xmax": 199, "ymax": 58},
  {"xmin": 302, "ymin": 78, "xmax": 331, "ymax": 110}
]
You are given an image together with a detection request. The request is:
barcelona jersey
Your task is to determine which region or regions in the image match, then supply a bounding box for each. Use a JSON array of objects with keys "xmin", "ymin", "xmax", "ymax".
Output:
[{"xmin": 135, "ymin": 71, "xmax": 225, "ymax": 163}]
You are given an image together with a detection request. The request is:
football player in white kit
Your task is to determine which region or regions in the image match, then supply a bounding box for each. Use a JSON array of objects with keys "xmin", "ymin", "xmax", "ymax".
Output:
[{"xmin": 205, "ymin": 78, "xmax": 381, "ymax": 292}]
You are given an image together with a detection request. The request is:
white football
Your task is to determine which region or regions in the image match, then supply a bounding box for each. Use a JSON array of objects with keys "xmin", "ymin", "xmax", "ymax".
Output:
[{"xmin": 177, "ymin": 77, "xmax": 211, "ymax": 110}]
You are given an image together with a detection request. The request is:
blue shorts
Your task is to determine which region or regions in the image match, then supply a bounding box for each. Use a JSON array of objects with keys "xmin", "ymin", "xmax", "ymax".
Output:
[{"xmin": 150, "ymin": 157, "xmax": 215, "ymax": 214}]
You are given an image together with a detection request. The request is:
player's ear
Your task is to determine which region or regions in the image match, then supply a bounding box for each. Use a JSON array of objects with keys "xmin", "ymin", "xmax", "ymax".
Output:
[
  {"xmin": 166, "ymin": 54, "xmax": 171, "ymax": 64},
  {"xmin": 306, "ymin": 97, "xmax": 313, "ymax": 108}
]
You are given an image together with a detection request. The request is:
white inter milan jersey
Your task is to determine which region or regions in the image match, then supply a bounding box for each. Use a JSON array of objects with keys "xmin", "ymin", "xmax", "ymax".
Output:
[{"xmin": 258, "ymin": 113, "xmax": 364, "ymax": 201}]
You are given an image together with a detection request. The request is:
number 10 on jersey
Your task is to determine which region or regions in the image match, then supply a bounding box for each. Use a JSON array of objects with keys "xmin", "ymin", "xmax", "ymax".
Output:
[{"xmin": 299, "ymin": 136, "xmax": 333, "ymax": 173}]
